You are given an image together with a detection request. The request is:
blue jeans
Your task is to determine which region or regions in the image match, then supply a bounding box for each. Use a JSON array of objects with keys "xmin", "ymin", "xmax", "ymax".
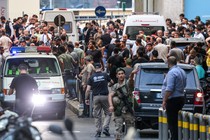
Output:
[{"xmin": 66, "ymin": 78, "xmax": 77, "ymax": 98}]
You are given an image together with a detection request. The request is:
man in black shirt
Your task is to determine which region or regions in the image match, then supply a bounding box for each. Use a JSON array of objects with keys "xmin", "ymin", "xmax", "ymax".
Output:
[
  {"xmin": 107, "ymin": 48, "xmax": 125, "ymax": 83},
  {"xmin": 85, "ymin": 63, "xmax": 112, "ymax": 138},
  {"xmin": 9, "ymin": 64, "xmax": 38, "ymax": 116}
]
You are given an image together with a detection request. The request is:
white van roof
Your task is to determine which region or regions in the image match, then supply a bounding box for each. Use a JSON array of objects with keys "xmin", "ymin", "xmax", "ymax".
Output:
[
  {"xmin": 42, "ymin": 10, "xmax": 75, "ymax": 21},
  {"xmin": 125, "ymin": 14, "xmax": 166, "ymax": 27}
]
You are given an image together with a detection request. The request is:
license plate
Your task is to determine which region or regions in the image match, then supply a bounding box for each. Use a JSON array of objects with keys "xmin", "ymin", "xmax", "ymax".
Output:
[{"xmin": 156, "ymin": 93, "xmax": 162, "ymax": 98}]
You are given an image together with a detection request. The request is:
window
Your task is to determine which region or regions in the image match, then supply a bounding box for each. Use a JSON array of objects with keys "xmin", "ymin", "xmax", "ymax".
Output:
[
  {"xmin": 40, "ymin": 0, "xmax": 133, "ymax": 9},
  {"xmin": 48, "ymin": 22, "xmax": 72, "ymax": 33},
  {"xmin": 126, "ymin": 26, "xmax": 165, "ymax": 40},
  {"xmin": 138, "ymin": 68, "xmax": 196, "ymax": 90},
  {"xmin": 5, "ymin": 58, "xmax": 61, "ymax": 77}
]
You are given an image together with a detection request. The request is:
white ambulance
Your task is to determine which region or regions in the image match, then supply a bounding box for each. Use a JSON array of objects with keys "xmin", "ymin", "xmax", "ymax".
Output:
[
  {"xmin": 0, "ymin": 47, "xmax": 65, "ymax": 119},
  {"xmin": 41, "ymin": 9, "xmax": 79, "ymax": 43},
  {"xmin": 123, "ymin": 13, "xmax": 167, "ymax": 41}
]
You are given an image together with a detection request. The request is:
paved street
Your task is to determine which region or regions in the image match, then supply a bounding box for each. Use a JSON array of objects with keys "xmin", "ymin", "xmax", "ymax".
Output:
[{"xmin": 32, "ymin": 108, "xmax": 159, "ymax": 140}]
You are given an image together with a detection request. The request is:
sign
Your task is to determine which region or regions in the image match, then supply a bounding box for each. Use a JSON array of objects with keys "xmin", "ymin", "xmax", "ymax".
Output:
[
  {"xmin": 54, "ymin": 14, "xmax": 65, "ymax": 26},
  {"xmin": 122, "ymin": 2, "xmax": 126, "ymax": 12},
  {"xmin": 95, "ymin": 6, "xmax": 106, "ymax": 17}
]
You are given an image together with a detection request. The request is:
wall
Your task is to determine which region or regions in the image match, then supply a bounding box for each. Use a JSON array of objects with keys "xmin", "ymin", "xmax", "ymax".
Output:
[
  {"xmin": 185, "ymin": 0, "xmax": 210, "ymax": 22},
  {"xmin": 154, "ymin": 0, "xmax": 184, "ymax": 23},
  {"xmin": 8, "ymin": 0, "xmax": 39, "ymax": 20}
]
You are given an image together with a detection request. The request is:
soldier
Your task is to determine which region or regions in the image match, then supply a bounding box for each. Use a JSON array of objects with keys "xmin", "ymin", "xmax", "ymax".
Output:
[{"xmin": 108, "ymin": 67, "xmax": 137, "ymax": 140}]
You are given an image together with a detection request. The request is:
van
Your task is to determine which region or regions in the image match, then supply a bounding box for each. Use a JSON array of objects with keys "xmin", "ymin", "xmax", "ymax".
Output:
[
  {"xmin": 41, "ymin": 9, "xmax": 79, "ymax": 43},
  {"xmin": 123, "ymin": 13, "xmax": 167, "ymax": 41},
  {"xmin": 0, "ymin": 47, "xmax": 66, "ymax": 119}
]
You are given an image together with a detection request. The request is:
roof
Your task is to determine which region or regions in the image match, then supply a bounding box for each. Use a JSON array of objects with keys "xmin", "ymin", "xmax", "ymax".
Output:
[
  {"xmin": 169, "ymin": 38, "xmax": 205, "ymax": 43},
  {"xmin": 137, "ymin": 62, "xmax": 195, "ymax": 70},
  {"xmin": 5, "ymin": 53, "xmax": 57, "ymax": 60}
]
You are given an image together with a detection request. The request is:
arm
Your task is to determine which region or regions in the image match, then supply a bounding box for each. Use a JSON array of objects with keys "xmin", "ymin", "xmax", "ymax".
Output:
[
  {"xmin": 9, "ymin": 22, "xmax": 14, "ymax": 38},
  {"xmin": 108, "ymin": 92, "xmax": 115, "ymax": 112},
  {"xmin": 162, "ymin": 91, "xmax": 172, "ymax": 110},
  {"xmin": 85, "ymin": 85, "xmax": 91, "ymax": 100},
  {"xmin": 8, "ymin": 88, "xmax": 14, "ymax": 95},
  {"xmin": 58, "ymin": 58, "xmax": 64, "ymax": 72}
]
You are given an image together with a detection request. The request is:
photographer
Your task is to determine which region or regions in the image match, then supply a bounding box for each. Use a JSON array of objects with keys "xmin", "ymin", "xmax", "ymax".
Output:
[{"xmin": 40, "ymin": 26, "xmax": 52, "ymax": 46}]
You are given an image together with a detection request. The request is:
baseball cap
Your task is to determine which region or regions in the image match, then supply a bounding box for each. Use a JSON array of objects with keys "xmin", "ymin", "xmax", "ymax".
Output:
[
  {"xmin": 94, "ymin": 63, "xmax": 101, "ymax": 69},
  {"xmin": 85, "ymin": 56, "xmax": 92, "ymax": 61},
  {"xmin": 116, "ymin": 67, "xmax": 125, "ymax": 74}
]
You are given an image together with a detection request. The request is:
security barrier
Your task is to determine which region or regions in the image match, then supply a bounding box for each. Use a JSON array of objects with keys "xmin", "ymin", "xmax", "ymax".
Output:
[
  {"xmin": 159, "ymin": 107, "xmax": 210, "ymax": 140},
  {"xmin": 158, "ymin": 108, "xmax": 168, "ymax": 140}
]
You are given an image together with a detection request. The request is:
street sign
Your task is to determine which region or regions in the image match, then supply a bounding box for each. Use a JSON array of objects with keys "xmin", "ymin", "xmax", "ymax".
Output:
[
  {"xmin": 54, "ymin": 14, "xmax": 65, "ymax": 26},
  {"xmin": 95, "ymin": 6, "xmax": 106, "ymax": 17}
]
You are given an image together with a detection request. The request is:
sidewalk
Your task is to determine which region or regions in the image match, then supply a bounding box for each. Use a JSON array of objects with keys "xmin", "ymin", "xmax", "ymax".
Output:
[{"xmin": 66, "ymin": 99, "xmax": 83, "ymax": 116}]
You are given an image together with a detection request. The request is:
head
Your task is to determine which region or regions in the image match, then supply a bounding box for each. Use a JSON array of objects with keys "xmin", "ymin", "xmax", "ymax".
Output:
[
  {"xmin": 94, "ymin": 63, "xmax": 101, "ymax": 71},
  {"xmin": 18, "ymin": 64, "xmax": 28, "ymax": 74},
  {"xmin": 0, "ymin": 16, "xmax": 6, "ymax": 23},
  {"xmin": 84, "ymin": 56, "xmax": 92, "ymax": 64},
  {"xmin": 152, "ymin": 50, "xmax": 159, "ymax": 58},
  {"xmin": 167, "ymin": 56, "xmax": 177, "ymax": 68},
  {"xmin": 170, "ymin": 41, "xmax": 176, "ymax": 49},
  {"xmin": 116, "ymin": 68, "xmax": 125, "ymax": 82},
  {"xmin": 67, "ymin": 42, "xmax": 74, "ymax": 52}
]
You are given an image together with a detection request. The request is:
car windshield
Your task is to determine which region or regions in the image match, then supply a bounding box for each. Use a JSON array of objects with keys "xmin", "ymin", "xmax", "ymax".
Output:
[
  {"xmin": 138, "ymin": 68, "xmax": 196, "ymax": 90},
  {"xmin": 4, "ymin": 58, "xmax": 61, "ymax": 77},
  {"xmin": 126, "ymin": 26, "xmax": 165, "ymax": 40}
]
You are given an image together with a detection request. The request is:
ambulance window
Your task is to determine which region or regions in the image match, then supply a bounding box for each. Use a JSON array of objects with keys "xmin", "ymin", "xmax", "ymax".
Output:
[
  {"xmin": 63, "ymin": 22, "xmax": 72, "ymax": 33},
  {"xmin": 47, "ymin": 22, "xmax": 72, "ymax": 33},
  {"xmin": 4, "ymin": 58, "xmax": 61, "ymax": 77},
  {"xmin": 126, "ymin": 26, "xmax": 165, "ymax": 40}
]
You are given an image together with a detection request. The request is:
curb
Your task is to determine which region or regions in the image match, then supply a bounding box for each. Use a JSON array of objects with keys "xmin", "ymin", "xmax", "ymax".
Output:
[{"xmin": 66, "ymin": 99, "xmax": 83, "ymax": 116}]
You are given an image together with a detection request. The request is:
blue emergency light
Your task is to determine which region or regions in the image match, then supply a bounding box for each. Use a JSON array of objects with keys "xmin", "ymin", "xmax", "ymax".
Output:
[{"xmin": 10, "ymin": 47, "xmax": 26, "ymax": 54}]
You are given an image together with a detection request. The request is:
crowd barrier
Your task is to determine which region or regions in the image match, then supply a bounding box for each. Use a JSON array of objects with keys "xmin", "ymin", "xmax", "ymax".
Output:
[{"xmin": 159, "ymin": 107, "xmax": 210, "ymax": 140}]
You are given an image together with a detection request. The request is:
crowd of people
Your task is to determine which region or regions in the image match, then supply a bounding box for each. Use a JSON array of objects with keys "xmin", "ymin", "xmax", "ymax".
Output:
[{"xmin": 1, "ymin": 12, "xmax": 210, "ymax": 139}]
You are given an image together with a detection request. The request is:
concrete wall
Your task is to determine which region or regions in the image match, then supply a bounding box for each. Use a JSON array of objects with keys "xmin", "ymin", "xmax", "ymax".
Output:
[
  {"xmin": 8, "ymin": 0, "xmax": 39, "ymax": 20},
  {"xmin": 154, "ymin": 0, "xmax": 184, "ymax": 23}
]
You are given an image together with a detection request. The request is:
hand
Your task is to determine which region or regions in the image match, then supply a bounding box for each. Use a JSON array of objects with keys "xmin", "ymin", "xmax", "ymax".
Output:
[
  {"xmin": 162, "ymin": 101, "xmax": 166, "ymax": 110},
  {"xmin": 83, "ymin": 85, "xmax": 86, "ymax": 91},
  {"xmin": 109, "ymin": 106, "xmax": 114, "ymax": 112},
  {"xmin": 85, "ymin": 99, "xmax": 89, "ymax": 105}
]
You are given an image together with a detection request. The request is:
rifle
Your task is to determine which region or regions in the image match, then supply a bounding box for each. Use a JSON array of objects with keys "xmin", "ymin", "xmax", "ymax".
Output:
[{"xmin": 117, "ymin": 88, "xmax": 133, "ymax": 115}]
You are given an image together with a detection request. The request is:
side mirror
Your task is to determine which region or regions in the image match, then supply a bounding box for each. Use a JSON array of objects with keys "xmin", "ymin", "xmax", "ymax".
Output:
[{"xmin": 0, "ymin": 93, "xmax": 4, "ymax": 102}]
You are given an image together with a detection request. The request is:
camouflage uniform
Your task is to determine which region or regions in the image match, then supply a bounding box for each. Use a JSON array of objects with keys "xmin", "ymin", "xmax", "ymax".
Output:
[{"xmin": 112, "ymin": 80, "xmax": 135, "ymax": 140}]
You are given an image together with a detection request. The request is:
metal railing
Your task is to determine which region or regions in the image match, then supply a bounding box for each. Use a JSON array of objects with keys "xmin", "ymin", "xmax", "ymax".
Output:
[{"xmin": 159, "ymin": 107, "xmax": 210, "ymax": 140}]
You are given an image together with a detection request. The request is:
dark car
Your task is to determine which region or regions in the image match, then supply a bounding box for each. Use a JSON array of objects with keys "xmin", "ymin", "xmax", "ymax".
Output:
[
  {"xmin": 133, "ymin": 63, "xmax": 204, "ymax": 129},
  {"xmin": 168, "ymin": 38, "xmax": 205, "ymax": 50}
]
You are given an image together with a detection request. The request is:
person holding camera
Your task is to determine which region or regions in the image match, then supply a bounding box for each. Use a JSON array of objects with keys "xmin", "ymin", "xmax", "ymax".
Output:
[{"xmin": 40, "ymin": 26, "xmax": 52, "ymax": 46}]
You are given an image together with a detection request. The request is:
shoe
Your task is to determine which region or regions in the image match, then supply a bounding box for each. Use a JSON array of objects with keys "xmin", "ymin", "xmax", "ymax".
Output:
[
  {"xmin": 78, "ymin": 104, "xmax": 84, "ymax": 109},
  {"xmin": 95, "ymin": 132, "xmax": 101, "ymax": 137},
  {"xmin": 103, "ymin": 129, "xmax": 110, "ymax": 136},
  {"xmin": 72, "ymin": 97, "xmax": 78, "ymax": 101},
  {"xmin": 78, "ymin": 114, "xmax": 89, "ymax": 118}
]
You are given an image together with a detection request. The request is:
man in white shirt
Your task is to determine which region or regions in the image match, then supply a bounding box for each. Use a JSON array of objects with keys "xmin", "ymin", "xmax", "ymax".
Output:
[
  {"xmin": 193, "ymin": 26, "xmax": 205, "ymax": 41},
  {"xmin": 0, "ymin": 29, "xmax": 12, "ymax": 58},
  {"xmin": 40, "ymin": 27, "xmax": 52, "ymax": 46}
]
